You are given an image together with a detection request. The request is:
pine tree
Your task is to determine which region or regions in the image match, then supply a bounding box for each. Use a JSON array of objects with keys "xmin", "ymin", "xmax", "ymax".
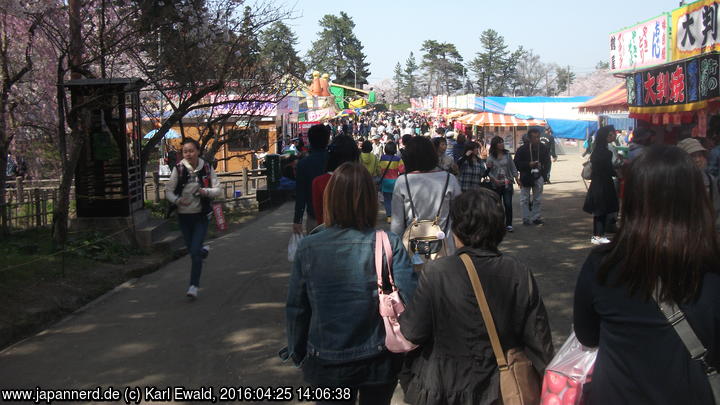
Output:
[
  {"xmin": 259, "ymin": 21, "xmax": 306, "ymax": 78},
  {"xmin": 404, "ymin": 52, "xmax": 419, "ymax": 99},
  {"xmin": 419, "ymin": 40, "xmax": 464, "ymax": 96},
  {"xmin": 307, "ymin": 12, "xmax": 370, "ymax": 86},
  {"xmin": 393, "ymin": 62, "xmax": 404, "ymax": 103},
  {"xmin": 469, "ymin": 29, "xmax": 524, "ymax": 96}
]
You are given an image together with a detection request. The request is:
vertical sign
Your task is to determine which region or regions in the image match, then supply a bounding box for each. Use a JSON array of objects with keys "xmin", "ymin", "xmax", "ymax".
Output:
[{"xmin": 610, "ymin": 14, "xmax": 670, "ymax": 72}]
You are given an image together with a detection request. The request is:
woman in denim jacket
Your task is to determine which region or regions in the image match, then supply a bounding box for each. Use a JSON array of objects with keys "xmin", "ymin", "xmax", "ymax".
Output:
[{"xmin": 283, "ymin": 162, "xmax": 417, "ymax": 405}]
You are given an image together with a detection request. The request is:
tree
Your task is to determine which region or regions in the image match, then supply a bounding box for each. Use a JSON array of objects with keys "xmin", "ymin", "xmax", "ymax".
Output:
[
  {"xmin": 0, "ymin": 1, "xmax": 57, "ymax": 233},
  {"xmin": 306, "ymin": 12, "xmax": 370, "ymax": 87},
  {"xmin": 469, "ymin": 29, "xmax": 525, "ymax": 96},
  {"xmin": 419, "ymin": 40, "xmax": 464, "ymax": 96},
  {"xmin": 259, "ymin": 21, "xmax": 305, "ymax": 78},
  {"xmin": 515, "ymin": 49, "xmax": 551, "ymax": 96},
  {"xmin": 392, "ymin": 62, "xmax": 404, "ymax": 103},
  {"xmin": 555, "ymin": 66, "xmax": 576, "ymax": 95},
  {"xmin": 403, "ymin": 51, "xmax": 418, "ymax": 99},
  {"xmin": 596, "ymin": 60, "xmax": 610, "ymax": 70}
]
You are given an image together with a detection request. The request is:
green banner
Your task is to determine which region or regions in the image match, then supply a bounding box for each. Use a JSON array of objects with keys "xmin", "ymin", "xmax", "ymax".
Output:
[{"xmin": 329, "ymin": 86, "xmax": 346, "ymax": 109}]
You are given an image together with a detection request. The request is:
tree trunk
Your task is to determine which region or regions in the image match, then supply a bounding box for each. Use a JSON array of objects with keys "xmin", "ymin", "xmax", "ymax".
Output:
[
  {"xmin": 0, "ymin": 94, "xmax": 10, "ymax": 234},
  {"xmin": 52, "ymin": 125, "xmax": 85, "ymax": 248}
]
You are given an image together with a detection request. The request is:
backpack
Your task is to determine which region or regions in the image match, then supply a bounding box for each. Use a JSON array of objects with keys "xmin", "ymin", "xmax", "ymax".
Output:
[
  {"xmin": 166, "ymin": 162, "xmax": 213, "ymax": 218},
  {"xmin": 401, "ymin": 172, "xmax": 451, "ymax": 269}
]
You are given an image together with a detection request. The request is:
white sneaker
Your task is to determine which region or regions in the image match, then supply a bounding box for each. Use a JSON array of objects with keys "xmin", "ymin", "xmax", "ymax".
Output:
[
  {"xmin": 506, "ymin": 226, "xmax": 514, "ymax": 232},
  {"xmin": 591, "ymin": 236, "xmax": 602, "ymax": 245},
  {"xmin": 598, "ymin": 237, "xmax": 611, "ymax": 244},
  {"xmin": 201, "ymin": 245, "xmax": 210, "ymax": 259},
  {"xmin": 186, "ymin": 285, "xmax": 198, "ymax": 298}
]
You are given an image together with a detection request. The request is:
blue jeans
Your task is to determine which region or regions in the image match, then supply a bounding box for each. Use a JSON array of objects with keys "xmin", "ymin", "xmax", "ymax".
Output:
[
  {"xmin": 178, "ymin": 213, "xmax": 209, "ymax": 287},
  {"xmin": 496, "ymin": 186, "xmax": 514, "ymax": 226},
  {"xmin": 382, "ymin": 192, "xmax": 393, "ymax": 217}
]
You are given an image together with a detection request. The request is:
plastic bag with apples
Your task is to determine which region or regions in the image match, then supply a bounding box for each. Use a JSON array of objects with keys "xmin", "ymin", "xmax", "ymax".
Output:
[{"xmin": 541, "ymin": 332, "xmax": 597, "ymax": 405}]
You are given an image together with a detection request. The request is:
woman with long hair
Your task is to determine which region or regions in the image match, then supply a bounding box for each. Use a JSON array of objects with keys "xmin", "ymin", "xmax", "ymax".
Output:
[
  {"xmin": 165, "ymin": 139, "xmax": 221, "ymax": 299},
  {"xmin": 284, "ymin": 162, "xmax": 417, "ymax": 405},
  {"xmin": 583, "ymin": 125, "xmax": 619, "ymax": 245},
  {"xmin": 574, "ymin": 145, "xmax": 720, "ymax": 405},
  {"xmin": 432, "ymin": 137, "xmax": 459, "ymax": 175},
  {"xmin": 399, "ymin": 188, "xmax": 554, "ymax": 405},
  {"xmin": 486, "ymin": 136, "xmax": 520, "ymax": 232},
  {"xmin": 457, "ymin": 141, "xmax": 487, "ymax": 192}
]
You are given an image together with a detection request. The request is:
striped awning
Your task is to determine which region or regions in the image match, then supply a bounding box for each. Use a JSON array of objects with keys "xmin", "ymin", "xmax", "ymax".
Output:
[
  {"xmin": 458, "ymin": 112, "xmax": 546, "ymax": 127},
  {"xmin": 578, "ymin": 83, "xmax": 627, "ymax": 113}
]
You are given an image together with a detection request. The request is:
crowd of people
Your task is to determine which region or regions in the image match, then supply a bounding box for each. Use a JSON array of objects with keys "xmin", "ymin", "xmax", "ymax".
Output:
[{"xmin": 280, "ymin": 113, "xmax": 720, "ymax": 405}]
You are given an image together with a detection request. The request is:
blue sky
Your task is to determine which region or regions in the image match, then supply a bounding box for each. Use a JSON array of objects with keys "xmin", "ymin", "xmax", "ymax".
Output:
[{"xmin": 284, "ymin": 0, "xmax": 679, "ymax": 82}]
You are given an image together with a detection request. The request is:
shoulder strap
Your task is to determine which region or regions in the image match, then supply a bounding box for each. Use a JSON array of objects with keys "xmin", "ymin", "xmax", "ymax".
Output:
[
  {"xmin": 460, "ymin": 253, "xmax": 508, "ymax": 369},
  {"xmin": 374, "ymin": 230, "xmax": 396, "ymax": 292},
  {"xmin": 404, "ymin": 173, "xmax": 417, "ymax": 220},
  {"xmin": 379, "ymin": 160, "xmax": 392, "ymax": 182},
  {"xmin": 435, "ymin": 172, "xmax": 451, "ymax": 219},
  {"xmin": 654, "ymin": 288, "xmax": 720, "ymax": 401},
  {"xmin": 173, "ymin": 163, "xmax": 189, "ymax": 196}
]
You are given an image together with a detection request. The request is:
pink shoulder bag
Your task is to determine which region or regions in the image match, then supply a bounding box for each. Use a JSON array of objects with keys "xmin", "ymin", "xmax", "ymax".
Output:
[{"xmin": 375, "ymin": 230, "xmax": 418, "ymax": 353}]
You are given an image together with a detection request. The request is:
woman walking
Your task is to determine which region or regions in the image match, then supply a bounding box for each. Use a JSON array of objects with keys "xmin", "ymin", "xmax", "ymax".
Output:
[
  {"xmin": 165, "ymin": 139, "xmax": 221, "ymax": 299},
  {"xmin": 583, "ymin": 125, "xmax": 619, "ymax": 245},
  {"xmin": 360, "ymin": 140, "xmax": 379, "ymax": 177},
  {"xmin": 379, "ymin": 141, "xmax": 404, "ymax": 224},
  {"xmin": 486, "ymin": 136, "xmax": 519, "ymax": 232},
  {"xmin": 432, "ymin": 137, "xmax": 458, "ymax": 175},
  {"xmin": 283, "ymin": 162, "xmax": 417, "ymax": 405},
  {"xmin": 574, "ymin": 145, "xmax": 720, "ymax": 405},
  {"xmin": 457, "ymin": 141, "xmax": 487, "ymax": 192},
  {"xmin": 399, "ymin": 188, "xmax": 554, "ymax": 405},
  {"xmin": 391, "ymin": 136, "xmax": 461, "ymax": 254}
]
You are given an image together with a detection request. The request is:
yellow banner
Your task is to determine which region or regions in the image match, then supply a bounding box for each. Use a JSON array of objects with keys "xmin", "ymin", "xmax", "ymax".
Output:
[{"xmin": 672, "ymin": 0, "xmax": 720, "ymax": 60}]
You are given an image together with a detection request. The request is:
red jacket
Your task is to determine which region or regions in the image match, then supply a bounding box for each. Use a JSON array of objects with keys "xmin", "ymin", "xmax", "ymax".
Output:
[{"xmin": 311, "ymin": 173, "xmax": 332, "ymax": 225}]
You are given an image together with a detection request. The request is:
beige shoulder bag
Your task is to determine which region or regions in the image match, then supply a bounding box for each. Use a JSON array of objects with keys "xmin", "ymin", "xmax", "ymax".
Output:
[{"xmin": 460, "ymin": 254, "xmax": 541, "ymax": 405}]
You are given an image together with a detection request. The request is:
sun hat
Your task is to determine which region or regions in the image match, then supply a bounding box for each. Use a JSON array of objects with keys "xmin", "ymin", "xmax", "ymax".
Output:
[
  {"xmin": 445, "ymin": 131, "xmax": 456, "ymax": 138},
  {"xmin": 371, "ymin": 134, "xmax": 381, "ymax": 140},
  {"xmin": 677, "ymin": 138, "xmax": 706, "ymax": 155}
]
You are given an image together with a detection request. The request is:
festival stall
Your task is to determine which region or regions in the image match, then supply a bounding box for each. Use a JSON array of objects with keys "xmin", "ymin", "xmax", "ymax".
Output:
[
  {"xmin": 612, "ymin": 3, "xmax": 720, "ymax": 142},
  {"xmin": 458, "ymin": 112, "xmax": 547, "ymax": 152}
]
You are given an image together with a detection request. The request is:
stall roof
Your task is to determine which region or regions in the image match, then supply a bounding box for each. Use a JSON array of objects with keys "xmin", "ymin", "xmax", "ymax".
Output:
[
  {"xmin": 578, "ymin": 83, "xmax": 627, "ymax": 113},
  {"xmin": 458, "ymin": 112, "xmax": 546, "ymax": 127}
]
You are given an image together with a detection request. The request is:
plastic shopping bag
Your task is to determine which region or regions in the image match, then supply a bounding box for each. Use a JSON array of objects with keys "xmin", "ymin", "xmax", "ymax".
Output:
[
  {"xmin": 287, "ymin": 234, "xmax": 304, "ymax": 262},
  {"xmin": 541, "ymin": 332, "xmax": 597, "ymax": 405}
]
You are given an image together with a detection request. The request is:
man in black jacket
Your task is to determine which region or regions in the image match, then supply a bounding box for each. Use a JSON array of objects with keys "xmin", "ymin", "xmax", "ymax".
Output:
[
  {"xmin": 540, "ymin": 127, "xmax": 558, "ymax": 183},
  {"xmin": 514, "ymin": 128, "xmax": 551, "ymax": 225},
  {"xmin": 292, "ymin": 125, "xmax": 330, "ymax": 234}
]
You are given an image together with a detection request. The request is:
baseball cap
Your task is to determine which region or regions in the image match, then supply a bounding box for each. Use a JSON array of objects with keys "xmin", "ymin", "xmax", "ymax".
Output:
[{"xmin": 677, "ymin": 138, "xmax": 706, "ymax": 155}]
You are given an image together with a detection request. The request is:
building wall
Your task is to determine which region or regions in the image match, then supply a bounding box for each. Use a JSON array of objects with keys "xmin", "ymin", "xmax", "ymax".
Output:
[{"xmin": 166, "ymin": 119, "xmax": 277, "ymax": 173}]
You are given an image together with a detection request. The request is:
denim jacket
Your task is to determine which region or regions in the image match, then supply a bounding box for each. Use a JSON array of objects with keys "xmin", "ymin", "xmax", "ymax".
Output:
[{"xmin": 281, "ymin": 227, "xmax": 417, "ymax": 366}]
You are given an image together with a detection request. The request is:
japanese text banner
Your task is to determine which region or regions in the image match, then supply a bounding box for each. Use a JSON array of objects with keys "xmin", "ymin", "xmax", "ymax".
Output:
[
  {"xmin": 672, "ymin": 0, "xmax": 720, "ymax": 60},
  {"xmin": 610, "ymin": 14, "xmax": 669, "ymax": 72},
  {"xmin": 626, "ymin": 53, "xmax": 719, "ymax": 111}
]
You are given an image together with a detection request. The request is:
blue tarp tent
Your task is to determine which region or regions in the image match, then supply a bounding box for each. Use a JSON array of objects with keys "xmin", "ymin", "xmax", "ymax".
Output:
[{"xmin": 546, "ymin": 119, "xmax": 598, "ymax": 140}]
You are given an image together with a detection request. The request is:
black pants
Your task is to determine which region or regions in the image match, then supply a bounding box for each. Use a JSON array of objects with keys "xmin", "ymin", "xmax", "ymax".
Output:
[
  {"xmin": 316, "ymin": 382, "xmax": 397, "ymax": 405},
  {"xmin": 593, "ymin": 214, "xmax": 607, "ymax": 236}
]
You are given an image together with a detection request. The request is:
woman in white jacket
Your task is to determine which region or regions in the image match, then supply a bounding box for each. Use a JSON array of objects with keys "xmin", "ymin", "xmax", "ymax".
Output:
[{"xmin": 165, "ymin": 139, "xmax": 221, "ymax": 298}]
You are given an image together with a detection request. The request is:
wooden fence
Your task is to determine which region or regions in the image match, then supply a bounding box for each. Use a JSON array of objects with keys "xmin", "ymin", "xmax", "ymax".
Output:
[{"xmin": 2, "ymin": 169, "xmax": 267, "ymax": 232}]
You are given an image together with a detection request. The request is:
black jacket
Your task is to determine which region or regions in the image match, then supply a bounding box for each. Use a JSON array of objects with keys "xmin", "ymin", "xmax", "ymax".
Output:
[
  {"xmin": 514, "ymin": 142, "xmax": 551, "ymax": 187},
  {"xmin": 574, "ymin": 251, "xmax": 720, "ymax": 405},
  {"xmin": 399, "ymin": 247, "xmax": 554, "ymax": 405}
]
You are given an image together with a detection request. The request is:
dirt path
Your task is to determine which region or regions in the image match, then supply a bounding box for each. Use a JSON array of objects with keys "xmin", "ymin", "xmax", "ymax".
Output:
[{"xmin": 0, "ymin": 154, "xmax": 593, "ymax": 404}]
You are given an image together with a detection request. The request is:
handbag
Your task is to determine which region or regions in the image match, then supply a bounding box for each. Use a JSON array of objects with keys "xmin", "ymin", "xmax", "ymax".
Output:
[
  {"xmin": 581, "ymin": 159, "xmax": 592, "ymax": 180},
  {"xmin": 375, "ymin": 230, "xmax": 418, "ymax": 353},
  {"xmin": 460, "ymin": 254, "xmax": 541, "ymax": 405},
  {"xmin": 653, "ymin": 286, "xmax": 720, "ymax": 403},
  {"xmin": 401, "ymin": 173, "xmax": 450, "ymax": 266}
]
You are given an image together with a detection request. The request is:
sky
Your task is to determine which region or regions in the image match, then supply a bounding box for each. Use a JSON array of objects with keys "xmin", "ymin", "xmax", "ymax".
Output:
[{"xmin": 282, "ymin": 0, "xmax": 681, "ymax": 83}]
